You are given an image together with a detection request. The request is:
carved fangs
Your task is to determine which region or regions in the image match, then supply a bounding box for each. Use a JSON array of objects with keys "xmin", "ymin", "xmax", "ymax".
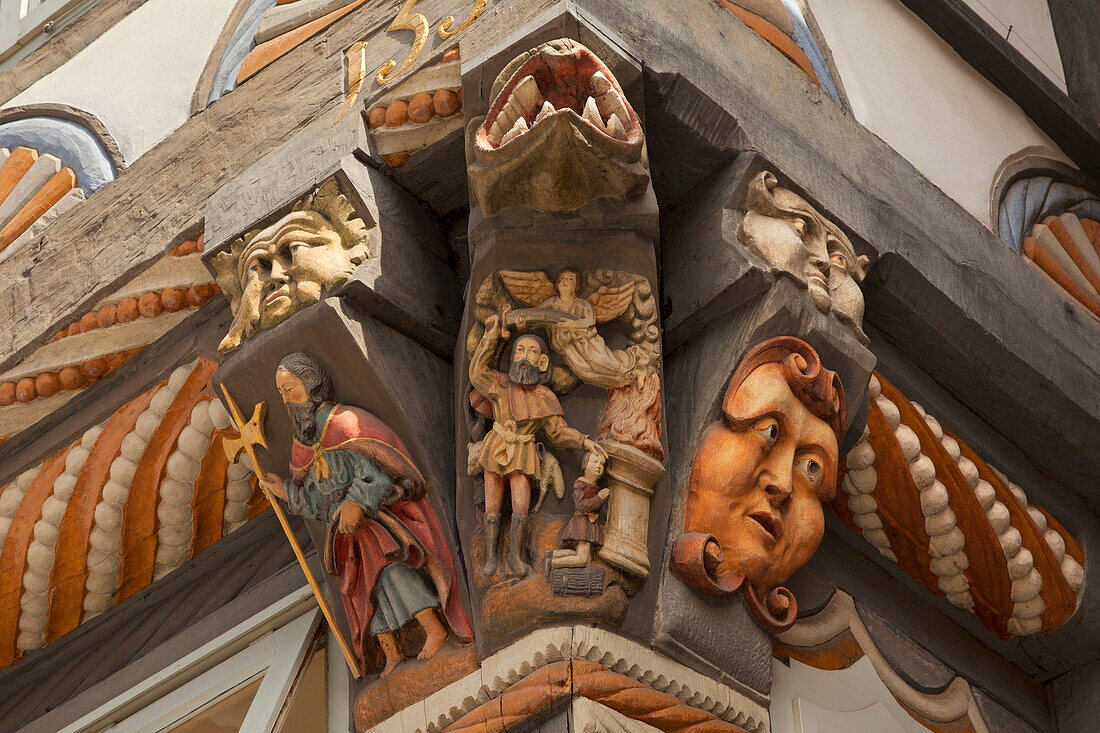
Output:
[
  {"xmin": 482, "ymin": 50, "xmax": 635, "ymax": 148},
  {"xmin": 467, "ymin": 39, "xmax": 649, "ymax": 216}
]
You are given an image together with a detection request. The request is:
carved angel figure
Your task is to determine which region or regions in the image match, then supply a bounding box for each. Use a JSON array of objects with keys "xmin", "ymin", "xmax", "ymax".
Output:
[{"xmin": 500, "ymin": 269, "xmax": 637, "ymax": 388}]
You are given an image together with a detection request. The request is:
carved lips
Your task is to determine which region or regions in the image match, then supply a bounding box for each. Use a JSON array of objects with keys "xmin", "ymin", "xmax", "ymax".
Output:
[
  {"xmin": 467, "ymin": 39, "xmax": 650, "ymax": 216},
  {"xmin": 747, "ymin": 510, "xmax": 783, "ymax": 545}
]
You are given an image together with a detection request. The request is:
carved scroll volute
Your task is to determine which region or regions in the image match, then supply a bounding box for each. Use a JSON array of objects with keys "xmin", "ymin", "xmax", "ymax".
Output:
[{"xmin": 671, "ymin": 336, "xmax": 845, "ymax": 633}]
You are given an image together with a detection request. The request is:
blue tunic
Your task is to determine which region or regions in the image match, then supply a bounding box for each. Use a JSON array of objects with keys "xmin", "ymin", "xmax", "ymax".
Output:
[{"xmin": 285, "ymin": 409, "xmax": 439, "ymax": 635}]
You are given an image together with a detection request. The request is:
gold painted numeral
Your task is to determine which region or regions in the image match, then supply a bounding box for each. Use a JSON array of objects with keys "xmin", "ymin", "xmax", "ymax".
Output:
[
  {"xmin": 376, "ymin": 0, "xmax": 429, "ymax": 85},
  {"xmin": 333, "ymin": 40, "xmax": 368, "ymax": 127},
  {"xmin": 438, "ymin": 0, "xmax": 485, "ymax": 39}
]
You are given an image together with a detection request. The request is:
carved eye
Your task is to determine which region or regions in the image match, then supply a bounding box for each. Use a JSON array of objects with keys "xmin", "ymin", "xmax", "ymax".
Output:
[
  {"xmin": 754, "ymin": 418, "xmax": 779, "ymax": 448},
  {"xmin": 790, "ymin": 218, "xmax": 807, "ymax": 237},
  {"xmin": 830, "ymin": 252, "xmax": 849, "ymax": 270},
  {"xmin": 796, "ymin": 456, "xmax": 824, "ymax": 486}
]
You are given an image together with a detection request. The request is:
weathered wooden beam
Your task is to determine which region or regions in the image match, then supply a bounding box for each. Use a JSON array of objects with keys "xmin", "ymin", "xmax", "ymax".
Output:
[
  {"xmin": 0, "ymin": 512, "xmax": 309, "ymax": 732},
  {"xmin": 0, "ymin": 0, "xmax": 568, "ymax": 376},
  {"xmin": 590, "ymin": 0, "xmax": 1099, "ymax": 505},
  {"xmin": 1046, "ymin": 0, "xmax": 1100, "ymax": 129},
  {"xmin": 0, "ymin": 0, "xmax": 156, "ymax": 106}
]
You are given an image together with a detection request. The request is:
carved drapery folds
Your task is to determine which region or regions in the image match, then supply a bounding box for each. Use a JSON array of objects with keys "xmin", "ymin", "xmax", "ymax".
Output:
[
  {"xmin": 466, "ymin": 39, "xmax": 649, "ymax": 217},
  {"xmin": 211, "ymin": 178, "xmax": 375, "ymax": 352},
  {"xmin": 831, "ymin": 373, "xmax": 1085, "ymax": 638},
  {"xmin": 211, "ymin": 299, "xmax": 477, "ymax": 727},
  {"xmin": 671, "ymin": 337, "xmax": 846, "ymax": 632}
]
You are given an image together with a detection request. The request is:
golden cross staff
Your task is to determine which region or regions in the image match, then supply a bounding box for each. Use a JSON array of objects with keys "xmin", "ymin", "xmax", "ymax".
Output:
[{"xmin": 218, "ymin": 384, "xmax": 363, "ymax": 679}]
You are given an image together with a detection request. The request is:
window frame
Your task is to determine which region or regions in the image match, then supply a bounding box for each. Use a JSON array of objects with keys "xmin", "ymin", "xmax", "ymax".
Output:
[
  {"xmin": 58, "ymin": 585, "xmax": 324, "ymax": 733},
  {"xmin": 0, "ymin": 0, "xmax": 92, "ymax": 63}
]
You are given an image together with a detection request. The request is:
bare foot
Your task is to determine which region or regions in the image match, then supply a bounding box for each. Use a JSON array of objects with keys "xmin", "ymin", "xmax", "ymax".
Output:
[
  {"xmin": 380, "ymin": 657, "xmax": 401, "ymax": 679},
  {"xmin": 418, "ymin": 626, "xmax": 448, "ymax": 661}
]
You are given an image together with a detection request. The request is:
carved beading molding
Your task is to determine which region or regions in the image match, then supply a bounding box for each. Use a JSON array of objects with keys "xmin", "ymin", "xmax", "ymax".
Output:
[
  {"xmin": 367, "ymin": 626, "xmax": 769, "ymax": 733},
  {"xmin": 776, "ymin": 590, "xmax": 990, "ymax": 733},
  {"xmin": 833, "ymin": 373, "xmax": 1085, "ymax": 638}
]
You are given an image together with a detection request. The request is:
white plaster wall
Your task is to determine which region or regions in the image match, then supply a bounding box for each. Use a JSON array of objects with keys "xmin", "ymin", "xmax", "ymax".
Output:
[
  {"xmin": 770, "ymin": 657, "xmax": 928, "ymax": 733},
  {"xmin": 5, "ymin": 0, "xmax": 236, "ymax": 164},
  {"xmin": 806, "ymin": 0, "xmax": 1073, "ymax": 226},
  {"xmin": 960, "ymin": 0, "xmax": 1066, "ymax": 91}
]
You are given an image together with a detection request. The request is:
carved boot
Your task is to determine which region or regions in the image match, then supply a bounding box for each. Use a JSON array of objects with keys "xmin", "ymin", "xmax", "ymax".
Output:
[
  {"xmin": 507, "ymin": 514, "xmax": 532, "ymax": 578},
  {"xmin": 481, "ymin": 513, "xmax": 501, "ymax": 577}
]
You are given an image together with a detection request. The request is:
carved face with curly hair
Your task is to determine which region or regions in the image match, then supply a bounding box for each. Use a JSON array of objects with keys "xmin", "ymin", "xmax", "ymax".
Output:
[
  {"xmin": 213, "ymin": 180, "xmax": 372, "ymax": 352},
  {"xmin": 683, "ymin": 337, "xmax": 845, "ymax": 595}
]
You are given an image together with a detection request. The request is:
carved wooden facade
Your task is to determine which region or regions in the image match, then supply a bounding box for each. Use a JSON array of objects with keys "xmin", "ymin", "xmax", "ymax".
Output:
[{"xmin": 0, "ymin": 1, "xmax": 1097, "ymax": 732}]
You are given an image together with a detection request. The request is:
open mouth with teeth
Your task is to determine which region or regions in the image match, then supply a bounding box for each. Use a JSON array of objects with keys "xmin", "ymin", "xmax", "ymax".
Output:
[
  {"xmin": 467, "ymin": 39, "xmax": 649, "ymax": 216},
  {"xmin": 478, "ymin": 44, "xmax": 641, "ymax": 150},
  {"xmin": 748, "ymin": 511, "xmax": 783, "ymax": 544}
]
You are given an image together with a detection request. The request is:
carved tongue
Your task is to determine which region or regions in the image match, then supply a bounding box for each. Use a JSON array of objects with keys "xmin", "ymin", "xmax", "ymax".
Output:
[{"xmin": 582, "ymin": 96, "xmax": 605, "ymax": 130}]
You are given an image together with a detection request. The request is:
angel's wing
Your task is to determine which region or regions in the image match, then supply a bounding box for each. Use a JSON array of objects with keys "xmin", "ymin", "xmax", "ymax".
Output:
[
  {"xmin": 587, "ymin": 281, "xmax": 635, "ymax": 323},
  {"xmin": 500, "ymin": 270, "xmax": 556, "ymax": 307}
]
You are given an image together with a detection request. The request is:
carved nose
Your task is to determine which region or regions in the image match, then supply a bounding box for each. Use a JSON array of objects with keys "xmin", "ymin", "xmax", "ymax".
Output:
[{"xmin": 764, "ymin": 474, "xmax": 793, "ymax": 509}]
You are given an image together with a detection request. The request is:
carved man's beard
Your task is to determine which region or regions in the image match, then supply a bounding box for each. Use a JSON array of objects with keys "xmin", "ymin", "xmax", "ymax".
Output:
[
  {"xmin": 286, "ymin": 399, "xmax": 322, "ymax": 444},
  {"xmin": 509, "ymin": 359, "xmax": 547, "ymax": 386}
]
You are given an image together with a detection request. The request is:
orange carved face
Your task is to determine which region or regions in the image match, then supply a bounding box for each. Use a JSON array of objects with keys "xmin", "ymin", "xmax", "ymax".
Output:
[{"xmin": 684, "ymin": 363, "xmax": 838, "ymax": 593}]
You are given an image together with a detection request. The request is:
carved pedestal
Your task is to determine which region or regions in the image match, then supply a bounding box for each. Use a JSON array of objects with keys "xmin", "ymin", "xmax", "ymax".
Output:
[{"xmin": 598, "ymin": 439, "xmax": 664, "ymax": 578}]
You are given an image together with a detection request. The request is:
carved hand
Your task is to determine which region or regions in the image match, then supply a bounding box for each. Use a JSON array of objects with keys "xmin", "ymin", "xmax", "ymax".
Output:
[
  {"xmin": 336, "ymin": 500, "xmax": 364, "ymax": 534},
  {"xmin": 597, "ymin": 488, "xmax": 611, "ymax": 502},
  {"xmin": 484, "ymin": 314, "xmax": 501, "ymax": 339},
  {"xmin": 258, "ymin": 472, "xmax": 287, "ymax": 501},
  {"xmin": 582, "ymin": 438, "xmax": 608, "ymax": 460}
]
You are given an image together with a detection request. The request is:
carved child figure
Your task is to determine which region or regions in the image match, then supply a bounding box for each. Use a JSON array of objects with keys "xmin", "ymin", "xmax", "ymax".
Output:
[{"xmin": 548, "ymin": 452, "xmax": 610, "ymax": 569}]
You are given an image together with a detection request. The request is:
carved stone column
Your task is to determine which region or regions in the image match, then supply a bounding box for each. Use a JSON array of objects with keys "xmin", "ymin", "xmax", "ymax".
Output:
[{"xmin": 598, "ymin": 439, "xmax": 664, "ymax": 578}]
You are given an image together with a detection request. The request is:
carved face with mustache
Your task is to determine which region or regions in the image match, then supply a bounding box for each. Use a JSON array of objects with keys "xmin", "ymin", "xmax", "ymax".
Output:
[{"xmin": 216, "ymin": 211, "xmax": 365, "ymax": 352}]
